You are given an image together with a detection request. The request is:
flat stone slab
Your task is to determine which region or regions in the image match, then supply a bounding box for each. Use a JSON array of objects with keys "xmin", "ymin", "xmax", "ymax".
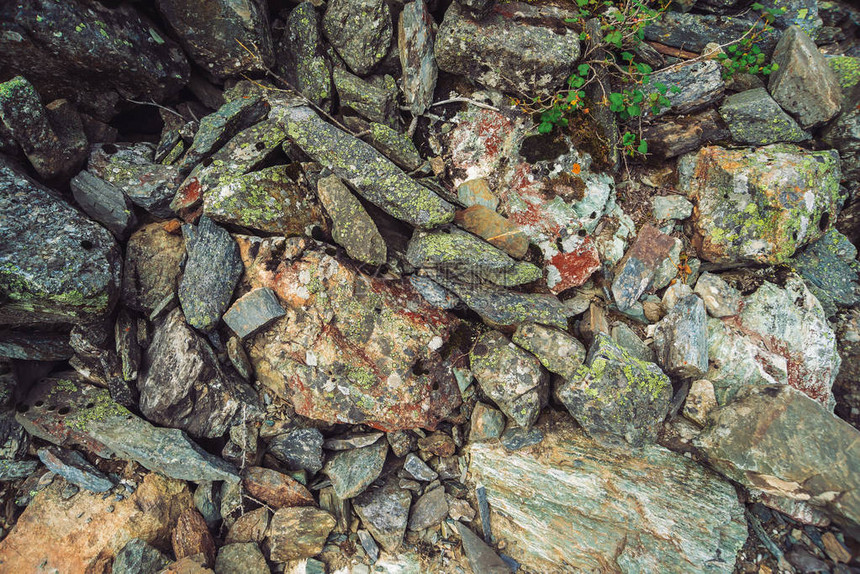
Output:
[{"xmin": 223, "ymin": 287, "xmax": 286, "ymax": 339}]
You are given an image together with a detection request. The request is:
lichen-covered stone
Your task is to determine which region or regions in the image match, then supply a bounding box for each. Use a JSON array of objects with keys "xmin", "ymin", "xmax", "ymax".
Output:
[
  {"xmin": 323, "ymin": 439, "xmax": 387, "ymax": 499},
  {"xmin": 245, "ymin": 247, "xmax": 461, "ymax": 431},
  {"xmin": 398, "ymin": 0, "xmax": 437, "ymax": 115},
  {"xmin": 769, "ymin": 26, "xmax": 842, "ymax": 129},
  {"xmin": 790, "ymin": 229, "xmax": 860, "ymax": 318},
  {"xmin": 469, "ymin": 330, "xmax": 549, "ymax": 430},
  {"xmin": 316, "ymin": 174, "xmax": 387, "ymax": 265},
  {"xmin": 155, "ymin": 0, "xmax": 274, "ymax": 80},
  {"xmin": 678, "ymin": 144, "xmax": 842, "ymax": 264},
  {"xmin": 268, "ymin": 506, "xmax": 336, "ymax": 561},
  {"xmin": 122, "ymin": 222, "xmax": 185, "ymax": 314},
  {"xmin": 455, "ymin": 205, "xmax": 529, "ymax": 259},
  {"xmin": 557, "ymin": 333, "xmax": 672, "ymax": 447},
  {"xmin": 178, "ymin": 216, "xmax": 243, "ymax": 332},
  {"xmin": 435, "ymin": 2, "xmax": 580, "ymax": 96},
  {"xmin": 368, "ymin": 122, "xmax": 423, "ymax": 170},
  {"xmin": 644, "ymin": 12, "xmax": 780, "ymax": 54},
  {"xmin": 278, "ymin": 2, "xmax": 333, "ymax": 110},
  {"xmin": 408, "ymin": 276, "xmax": 459, "ymax": 310},
  {"xmin": 333, "ymin": 69, "xmax": 399, "ymax": 128},
  {"xmin": 653, "ymin": 294, "xmax": 709, "ymax": 378},
  {"xmin": 70, "ymin": 171, "xmax": 137, "ymax": 239},
  {"xmin": 322, "ymin": 0, "xmax": 392, "ymax": 76},
  {"xmin": 512, "ymin": 322, "xmax": 585, "ymax": 380},
  {"xmin": 0, "ymin": 158, "xmax": 121, "ymax": 326},
  {"xmin": 721, "ymin": 88, "xmax": 810, "ymax": 146},
  {"xmin": 275, "ymin": 104, "xmax": 454, "ymax": 228}
]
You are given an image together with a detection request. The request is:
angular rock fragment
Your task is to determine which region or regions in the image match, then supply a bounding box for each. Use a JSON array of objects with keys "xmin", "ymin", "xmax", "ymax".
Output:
[
  {"xmin": 368, "ymin": 122, "xmax": 423, "ymax": 171},
  {"xmin": 70, "ymin": 171, "xmax": 137, "ymax": 240},
  {"xmin": 719, "ymin": 88, "xmax": 810, "ymax": 145},
  {"xmin": 469, "ymin": 421, "xmax": 747, "ymax": 573},
  {"xmin": 223, "ymin": 287, "xmax": 285, "ymax": 340},
  {"xmin": 398, "ymin": 0, "xmax": 437, "ymax": 115},
  {"xmin": 243, "ymin": 466, "xmax": 314, "ymax": 509},
  {"xmin": 683, "ymin": 379, "xmax": 717, "ymax": 426},
  {"xmin": 172, "ymin": 508, "xmax": 216, "ymax": 566},
  {"xmin": 316, "ymin": 174, "xmax": 387, "ymax": 265},
  {"xmin": 640, "ymin": 109, "xmax": 730, "ymax": 159},
  {"xmin": 455, "ymin": 205, "xmax": 529, "ymax": 259},
  {"xmin": 0, "ymin": 159, "xmax": 121, "ymax": 326},
  {"xmin": 278, "ymin": 2, "xmax": 333, "ymax": 110},
  {"xmin": 408, "ymin": 485, "xmax": 447, "ymax": 531},
  {"xmin": 469, "ymin": 330, "xmax": 549, "ymax": 430},
  {"xmin": 156, "ymin": 0, "xmax": 274, "ymax": 79},
  {"xmin": 436, "ymin": 2, "xmax": 580, "ymax": 95},
  {"xmin": 769, "ymin": 26, "xmax": 842, "ymax": 129},
  {"xmin": 457, "ymin": 178, "xmax": 498, "ymax": 211},
  {"xmin": 268, "ymin": 506, "xmax": 336, "ymax": 561},
  {"xmin": 268, "ymin": 428, "xmax": 325, "ymax": 473},
  {"xmin": 404, "ymin": 453, "xmax": 438, "ymax": 482},
  {"xmin": 678, "ymin": 144, "xmax": 841, "ymax": 264},
  {"xmin": 225, "ymin": 507, "xmax": 269, "ymax": 544},
  {"xmin": 557, "ymin": 334, "xmax": 671, "ymax": 447},
  {"xmin": 37, "ymin": 446, "xmax": 115, "ymax": 493},
  {"xmin": 323, "ymin": 440, "xmax": 387, "ymax": 499},
  {"xmin": 653, "ymin": 294, "xmax": 708, "ymax": 378},
  {"xmin": 697, "ymin": 385, "xmax": 860, "ymax": 530},
  {"xmin": 644, "ymin": 12, "xmax": 780, "ymax": 54},
  {"xmin": 113, "ymin": 538, "xmax": 171, "ymax": 574},
  {"xmin": 353, "ymin": 479, "xmax": 412, "ymax": 553},
  {"xmin": 214, "ymin": 543, "xmax": 269, "ymax": 574},
  {"xmin": 122, "ymin": 222, "xmax": 185, "ymax": 314},
  {"xmin": 453, "ymin": 521, "xmax": 511, "ymax": 574},
  {"xmin": 276, "ymin": 104, "xmax": 454, "ymax": 227},
  {"xmin": 333, "ymin": 69, "xmax": 399, "ymax": 128},
  {"xmin": 178, "ymin": 217, "xmax": 243, "ymax": 332},
  {"xmin": 790, "ymin": 229, "xmax": 860, "ymax": 318},
  {"xmin": 469, "ymin": 402, "xmax": 506, "ymax": 442},
  {"xmin": 652, "ymin": 195, "xmax": 693, "ymax": 221},
  {"xmin": 644, "ymin": 60, "xmax": 724, "ymax": 117},
  {"xmin": 694, "ymin": 272, "xmax": 742, "ymax": 318},
  {"xmin": 322, "ymin": 0, "xmax": 393, "ymax": 76},
  {"xmin": 408, "ymin": 276, "xmax": 459, "ymax": 310},
  {"xmin": 512, "ymin": 322, "xmax": 585, "ymax": 380},
  {"xmin": 611, "ymin": 225, "xmax": 679, "ymax": 311}
]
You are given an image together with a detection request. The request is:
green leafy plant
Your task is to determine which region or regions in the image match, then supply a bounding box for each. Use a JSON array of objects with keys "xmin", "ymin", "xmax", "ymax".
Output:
[{"xmin": 715, "ymin": 4, "xmax": 786, "ymax": 79}]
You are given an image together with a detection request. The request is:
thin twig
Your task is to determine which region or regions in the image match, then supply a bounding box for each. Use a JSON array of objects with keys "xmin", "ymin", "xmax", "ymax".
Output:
[
  {"xmin": 431, "ymin": 97, "xmax": 500, "ymax": 112},
  {"xmin": 125, "ymin": 98, "xmax": 184, "ymax": 118}
]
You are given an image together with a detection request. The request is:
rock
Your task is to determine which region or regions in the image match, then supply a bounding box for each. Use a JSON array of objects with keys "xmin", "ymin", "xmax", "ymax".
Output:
[
  {"xmin": 453, "ymin": 522, "xmax": 511, "ymax": 574},
  {"xmin": 652, "ymin": 195, "xmax": 693, "ymax": 221},
  {"xmin": 193, "ymin": 482, "xmax": 222, "ymax": 529},
  {"xmin": 457, "ymin": 178, "xmax": 498, "ymax": 211},
  {"xmin": 500, "ymin": 426, "xmax": 544, "ymax": 451},
  {"xmin": 407, "ymin": 229, "xmax": 541, "ymax": 287},
  {"xmin": 214, "ymin": 543, "xmax": 268, "ymax": 574},
  {"xmin": 436, "ymin": 2, "xmax": 580, "ymax": 96},
  {"xmin": 37, "ymin": 446, "xmax": 114, "ymax": 493},
  {"xmin": 653, "ymin": 294, "xmax": 708, "ymax": 378},
  {"xmin": 408, "ymin": 486, "xmax": 447, "ymax": 531},
  {"xmin": 404, "ymin": 453, "xmax": 438, "ymax": 482},
  {"xmin": 245, "ymin": 246, "xmax": 462, "ymax": 431},
  {"xmin": 322, "ymin": 0, "xmax": 392, "ymax": 76},
  {"xmin": 0, "ymin": 76, "xmax": 86, "ymax": 180},
  {"xmin": 18, "ymin": 375, "xmax": 240, "ymax": 483},
  {"xmin": 0, "ymin": 1, "xmax": 188, "ymax": 121},
  {"xmin": 469, "ymin": 421, "xmax": 747, "ymax": 573},
  {"xmin": 140, "ymin": 308, "xmax": 261, "ymax": 438},
  {"xmin": 172, "ymin": 508, "xmax": 216, "ymax": 566},
  {"xmin": 661, "ymin": 282, "xmax": 693, "ymax": 312},
  {"xmin": 790, "ymin": 229, "xmax": 860, "ymax": 318},
  {"xmin": 88, "ymin": 143, "xmax": 184, "ymax": 219},
  {"xmin": 353, "ymin": 479, "xmax": 411, "ymax": 552},
  {"xmin": 611, "ymin": 225, "xmax": 679, "ymax": 312},
  {"xmin": 323, "ymin": 440, "xmax": 387, "ymax": 499},
  {"xmin": 469, "ymin": 402, "xmax": 507, "ymax": 442},
  {"xmin": 178, "ymin": 217, "xmax": 243, "ymax": 332},
  {"xmin": 645, "ymin": 60, "xmax": 724, "ymax": 117},
  {"xmin": 158, "ymin": 0, "xmax": 273, "ymax": 78},
  {"xmin": 469, "ymin": 330, "xmax": 549, "ymax": 430},
  {"xmin": 822, "ymin": 106, "xmax": 860, "ymax": 188},
  {"xmin": 203, "ymin": 165, "xmax": 326, "ymax": 236},
  {"xmin": 358, "ymin": 529, "xmax": 380, "ymax": 562},
  {"xmin": 276, "ymin": 104, "xmax": 454, "ymax": 228},
  {"xmin": 333, "ymin": 69, "xmax": 399, "ymax": 128},
  {"xmin": 610, "ymin": 322, "xmax": 655, "ymax": 363},
  {"xmin": 683, "ymin": 379, "xmax": 718, "ymax": 426},
  {"xmin": 112, "ymin": 538, "xmax": 171, "ymax": 574},
  {"xmin": 0, "ymin": 459, "xmax": 38, "ymax": 481},
  {"xmin": 0, "ymin": 472, "xmax": 192, "ymax": 573},
  {"xmin": 640, "ymin": 109, "xmax": 730, "ymax": 159},
  {"xmin": 243, "ymin": 466, "xmax": 314, "ymax": 509},
  {"xmin": 160, "ymin": 555, "xmax": 213, "ymax": 574},
  {"xmin": 408, "ymin": 276, "xmax": 459, "ymax": 310},
  {"xmin": 417, "ymin": 432, "xmax": 456, "ymax": 457},
  {"xmin": 696, "ymin": 384, "xmax": 860, "ymax": 530},
  {"xmin": 693, "ymin": 272, "xmax": 742, "ymax": 318},
  {"xmin": 707, "ymin": 276, "xmax": 839, "ymax": 408},
  {"xmin": 398, "ymin": 0, "xmax": 437, "ymax": 115},
  {"xmin": 268, "ymin": 506, "xmax": 336, "ymax": 562},
  {"xmin": 455, "ymin": 205, "xmax": 529, "ymax": 259},
  {"xmin": 267, "ymin": 428, "xmax": 325, "ymax": 473},
  {"xmin": 223, "ymin": 288, "xmax": 286, "ymax": 340},
  {"xmin": 0, "ymin": 329, "xmax": 73, "ymax": 361},
  {"xmin": 278, "ymin": 2, "xmax": 333, "ymax": 110},
  {"xmin": 114, "ymin": 309, "xmax": 140, "ymax": 383},
  {"xmin": 122, "ymin": 223, "xmax": 184, "ymax": 315},
  {"xmin": 0, "ymin": 158, "xmax": 121, "ymax": 326},
  {"xmin": 719, "ymin": 87, "xmax": 810, "ymax": 145},
  {"xmin": 644, "ymin": 12, "xmax": 780, "ymax": 54},
  {"xmin": 821, "ymin": 531, "xmax": 852, "ymax": 564},
  {"xmin": 316, "ymin": 174, "xmax": 387, "ymax": 266},
  {"xmin": 512, "ymin": 322, "xmax": 586, "ymax": 380},
  {"xmin": 557, "ymin": 333, "xmax": 672, "ymax": 447},
  {"xmin": 769, "ymin": 26, "xmax": 842, "ymax": 129},
  {"xmin": 367, "ymin": 122, "xmax": 423, "ymax": 171},
  {"xmin": 678, "ymin": 144, "xmax": 842, "ymax": 264},
  {"xmin": 225, "ymin": 507, "xmax": 270, "ymax": 544}
]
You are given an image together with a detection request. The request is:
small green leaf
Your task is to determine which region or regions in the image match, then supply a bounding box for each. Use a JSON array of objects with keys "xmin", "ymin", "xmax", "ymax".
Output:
[
  {"xmin": 538, "ymin": 122, "xmax": 553, "ymax": 134},
  {"xmin": 621, "ymin": 51, "xmax": 634, "ymax": 62},
  {"xmin": 751, "ymin": 2, "xmax": 763, "ymax": 10},
  {"xmin": 669, "ymin": 85, "xmax": 681, "ymax": 94},
  {"xmin": 637, "ymin": 140, "xmax": 648, "ymax": 154},
  {"xmin": 578, "ymin": 63, "xmax": 590, "ymax": 76}
]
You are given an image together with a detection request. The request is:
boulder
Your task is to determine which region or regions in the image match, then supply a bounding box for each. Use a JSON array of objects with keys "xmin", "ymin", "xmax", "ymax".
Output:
[
  {"xmin": 719, "ymin": 87, "xmax": 810, "ymax": 145},
  {"xmin": 322, "ymin": 0, "xmax": 392, "ymax": 76}
]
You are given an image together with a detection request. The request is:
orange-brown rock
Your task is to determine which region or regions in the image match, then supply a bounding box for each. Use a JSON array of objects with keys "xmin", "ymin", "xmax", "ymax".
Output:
[
  {"xmin": 0, "ymin": 473, "xmax": 192, "ymax": 573},
  {"xmin": 159, "ymin": 554, "xmax": 214, "ymax": 574},
  {"xmin": 171, "ymin": 508, "xmax": 216, "ymax": 566},
  {"xmin": 243, "ymin": 466, "xmax": 314, "ymax": 509},
  {"xmin": 225, "ymin": 507, "xmax": 270, "ymax": 544},
  {"xmin": 417, "ymin": 432, "xmax": 456, "ymax": 457},
  {"xmin": 455, "ymin": 204, "xmax": 528, "ymax": 259}
]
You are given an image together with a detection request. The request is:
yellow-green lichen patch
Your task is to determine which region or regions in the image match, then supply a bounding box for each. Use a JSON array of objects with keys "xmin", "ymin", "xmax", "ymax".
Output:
[{"xmin": 66, "ymin": 389, "xmax": 131, "ymax": 432}]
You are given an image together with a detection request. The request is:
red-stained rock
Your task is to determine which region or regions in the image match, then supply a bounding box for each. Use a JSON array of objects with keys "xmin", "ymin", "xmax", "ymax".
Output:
[
  {"xmin": 243, "ymin": 466, "xmax": 315, "ymax": 509},
  {"xmin": 172, "ymin": 508, "xmax": 216, "ymax": 566}
]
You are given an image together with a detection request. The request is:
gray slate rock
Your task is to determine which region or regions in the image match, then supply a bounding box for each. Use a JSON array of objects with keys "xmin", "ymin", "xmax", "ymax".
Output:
[
  {"xmin": 469, "ymin": 330, "xmax": 549, "ymax": 430},
  {"xmin": 436, "ymin": 2, "xmax": 580, "ymax": 96},
  {"xmin": 512, "ymin": 322, "xmax": 585, "ymax": 380},
  {"xmin": 408, "ymin": 276, "xmax": 459, "ymax": 310},
  {"xmin": 323, "ymin": 439, "xmax": 388, "ymax": 499},
  {"xmin": 333, "ymin": 69, "xmax": 399, "ymax": 129},
  {"xmin": 408, "ymin": 485, "xmax": 447, "ymax": 531},
  {"xmin": 653, "ymin": 294, "xmax": 708, "ymax": 378},
  {"xmin": 612, "ymin": 225, "xmax": 679, "ymax": 312},
  {"xmin": 694, "ymin": 272, "xmax": 742, "ymax": 318},
  {"xmin": 278, "ymin": 2, "xmax": 334, "ymax": 111},
  {"xmin": 223, "ymin": 287, "xmax": 286, "ymax": 340},
  {"xmin": 652, "ymin": 195, "xmax": 693, "ymax": 221},
  {"xmin": 275, "ymin": 104, "xmax": 454, "ymax": 228},
  {"xmin": 0, "ymin": 158, "xmax": 121, "ymax": 326},
  {"xmin": 323, "ymin": 0, "xmax": 393, "ymax": 76},
  {"xmin": 156, "ymin": 0, "xmax": 274, "ymax": 80},
  {"xmin": 610, "ymin": 322, "xmax": 655, "ymax": 363},
  {"xmin": 769, "ymin": 26, "xmax": 842, "ymax": 129},
  {"xmin": 645, "ymin": 60, "xmax": 724, "ymax": 117},
  {"xmin": 268, "ymin": 428, "xmax": 325, "ymax": 473},
  {"xmin": 500, "ymin": 427, "xmax": 543, "ymax": 451},
  {"xmin": 398, "ymin": 0, "xmax": 438, "ymax": 116},
  {"xmin": 404, "ymin": 453, "xmax": 438, "ymax": 482},
  {"xmin": 557, "ymin": 334, "xmax": 672, "ymax": 447},
  {"xmin": 791, "ymin": 229, "xmax": 860, "ymax": 318},
  {"xmin": 178, "ymin": 216, "xmax": 243, "ymax": 332},
  {"xmin": 353, "ymin": 479, "xmax": 411, "ymax": 553},
  {"xmin": 453, "ymin": 521, "xmax": 511, "ymax": 574},
  {"xmin": 316, "ymin": 174, "xmax": 387, "ymax": 266},
  {"xmin": 70, "ymin": 171, "xmax": 137, "ymax": 240},
  {"xmin": 37, "ymin": 446, "xmax": 115, "ymax": 493},
  {"xmin": 644, "ymin": 12, "xmax": 780, "ymax": 54},
  {"xmin": 112, "ymin": 538, "xmax": 170, "ymax": 574},
  {"xmin": 719, "ymin": 87, "xmax": 810, "ymax": 145}
]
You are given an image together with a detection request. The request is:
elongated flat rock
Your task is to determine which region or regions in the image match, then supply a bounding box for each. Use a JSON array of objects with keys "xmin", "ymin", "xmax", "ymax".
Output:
[
  {"xmin": 275, "ymin": 104, "xmax": 454, "ymax": 228},
  {"xmin": 469, "ymin": 421, "xmax": 747, "ymax": 573}
]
